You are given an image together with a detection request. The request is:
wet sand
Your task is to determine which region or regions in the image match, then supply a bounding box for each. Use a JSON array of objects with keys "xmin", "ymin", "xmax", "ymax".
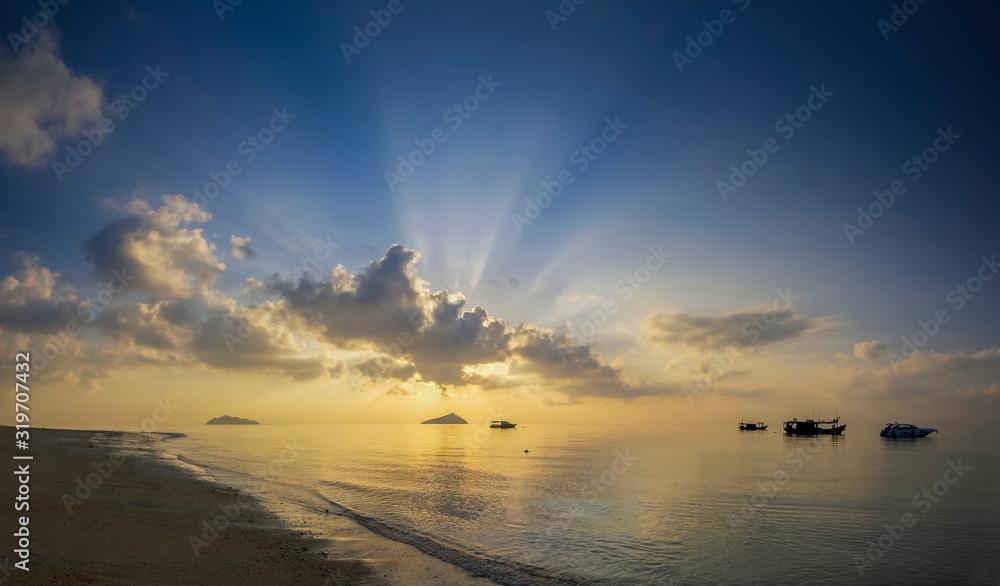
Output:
[{"xmin": 0, "ymin": 427, "xmax": 495, "ymax": 585}]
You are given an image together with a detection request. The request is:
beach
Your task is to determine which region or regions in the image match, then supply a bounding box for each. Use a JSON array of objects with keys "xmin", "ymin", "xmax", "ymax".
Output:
[{"xmin": 0, "ymin": 427, "xmax": 494, "ymax": 586}]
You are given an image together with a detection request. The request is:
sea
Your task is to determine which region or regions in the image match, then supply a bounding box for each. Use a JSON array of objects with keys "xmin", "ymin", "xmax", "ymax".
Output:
[{"xmin": 131, "ymin": 423, "xmax": 999, "ymax": 585}]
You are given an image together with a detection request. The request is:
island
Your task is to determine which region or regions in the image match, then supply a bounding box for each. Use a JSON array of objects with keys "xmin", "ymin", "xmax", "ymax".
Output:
[
  {"xmin": 420, "ymin": 412, "xmax": 468, "ymax": 424},
  {"xmin": 206, "ymin": 415, "xmax": 261, "ymax": 425}
]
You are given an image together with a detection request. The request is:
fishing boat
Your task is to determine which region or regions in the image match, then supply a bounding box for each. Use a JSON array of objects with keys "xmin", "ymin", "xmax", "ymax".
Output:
[
  {"xmin": 738, "ymin": 421, "xmax": 768, "ymax": 431},
  {"xmin": 879, "ymin": 422, "xmax": 937, "ymax": 438},
  {"xmin": 783, "ymin": 417, "xmax": 846, "ymax": 436},
  {"xmin": 490, "ymin": 420, "xmax": 516, "ymax": 429}
]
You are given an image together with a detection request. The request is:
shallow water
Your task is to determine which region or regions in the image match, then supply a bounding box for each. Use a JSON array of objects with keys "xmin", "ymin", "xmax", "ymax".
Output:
[{"xmin": 149, "ymin": 424, "xmax": 1000, "ymax": 585}]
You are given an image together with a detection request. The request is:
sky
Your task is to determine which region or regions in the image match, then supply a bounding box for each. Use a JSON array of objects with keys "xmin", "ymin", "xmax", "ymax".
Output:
[{"xmin": 1, "ymin": 1, "xmax": 998, "ymax": 429}]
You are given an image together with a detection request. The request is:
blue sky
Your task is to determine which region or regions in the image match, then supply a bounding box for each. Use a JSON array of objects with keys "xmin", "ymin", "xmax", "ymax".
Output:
[{"xmin": 1, "ymin": 1, "xmax": 998, "ymax": 426}]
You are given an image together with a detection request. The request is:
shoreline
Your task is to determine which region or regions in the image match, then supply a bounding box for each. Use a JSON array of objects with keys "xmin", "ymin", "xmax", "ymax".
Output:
[{"xmin": 0, "ymin": 426, "xmax": 494, "ymax": 585}]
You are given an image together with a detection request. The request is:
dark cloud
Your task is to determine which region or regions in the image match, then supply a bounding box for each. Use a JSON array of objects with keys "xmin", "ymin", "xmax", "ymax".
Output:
[
  {"xmin": 356, "ymin": 354, "xmax": 418, "ymax": 382},
  {"xmin": 93, "ymin": 296, "xmax": 340, "ymax": 381},
  {"xmin": 643, "ymin": 307, "xmax": 824, "ymax": 351},
  {"xmin": 509, "ymin": 325, "xmax": 677, "ymax": 398},
  {"xmin": 269, "ymin": 244, "xmax": 420, "ymax": 346},
  {"xmin": 230, "ymin": 235, "xmax": 257, "ymax": 260},
  {"xmin": 83, "ymin": 195, "xmax": 225, "ymax": 299},
  {"xmin": 269, "ymin": 245, "xmax": 671, "ymax": 399},
  {"xmin": 191, "ymin": 308, "xmax": 334, "ymax": 380},
  {"xmin": 0, "ymin": 254, "xmax": 80, "ymax": 333}
]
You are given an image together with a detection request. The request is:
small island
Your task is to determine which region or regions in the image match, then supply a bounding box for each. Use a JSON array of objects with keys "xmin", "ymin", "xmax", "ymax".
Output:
[
  {"xmin": 206, "ymin": 415, "xmax": 261, "ymax": 425},
  {"xmin": 420, "ymin": 412, "xmax": 468, "ymax": 424}
]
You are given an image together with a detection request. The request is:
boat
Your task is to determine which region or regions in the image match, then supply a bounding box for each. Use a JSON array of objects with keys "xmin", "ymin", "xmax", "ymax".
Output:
[
  {"xmin": 783, "ymin": 417, "xmax": 846, "ymax": 436},
  {"xmin": 879, "ymin": 422, "xmax": 937, "ymax": 438},
  {"xmin": 738, "ymin": 421, "xmax": 768, "ymax": 431},
  {"xmin": 490, "ymin": 420, "xmax": 517, "ymax": 429}
]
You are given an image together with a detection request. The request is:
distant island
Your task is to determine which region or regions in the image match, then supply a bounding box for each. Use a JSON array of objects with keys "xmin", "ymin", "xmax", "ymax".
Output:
[
  {"xmin": 420, "ymin": 412, "xmax": 468, "ymax": 424},
  {"xmin": 206, "ymin": 415, "xmax": 261, "ymax": 425}
]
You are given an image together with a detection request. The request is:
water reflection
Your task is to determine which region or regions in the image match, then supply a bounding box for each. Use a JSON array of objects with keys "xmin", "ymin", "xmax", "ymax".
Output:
[
  {"xmin": 781, "ymin": 434, "xmax": 848, "ymax": 448},
  {"xmin": 879, "ymin": 436, "xmax": 939, "ymax": 451}
]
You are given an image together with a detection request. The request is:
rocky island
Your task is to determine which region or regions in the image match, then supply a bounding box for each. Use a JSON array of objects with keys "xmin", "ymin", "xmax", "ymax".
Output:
[
  {"xmin": 420, "ymin": 412, "xmax": 468, "ymax": 424},
  {"xmin": 206, "ymin": 415, "xmax": 261, "ymax": 425}
]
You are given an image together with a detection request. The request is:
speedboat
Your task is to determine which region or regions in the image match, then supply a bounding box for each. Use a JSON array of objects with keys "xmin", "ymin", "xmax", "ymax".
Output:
[
  {"xmin": 783, "ymin": 417, "xmax": 846, "ymax": 436},
  {"xmin": 490, "ymin": 420, "xmax": 516, "ymax": 429},
  {"xmin": 738, "ymin": 421, "xmax": 767, "ymax": 431},
  {"xmin": 879, "ymin": 422, "xmax": 937, "ymax": 438}
]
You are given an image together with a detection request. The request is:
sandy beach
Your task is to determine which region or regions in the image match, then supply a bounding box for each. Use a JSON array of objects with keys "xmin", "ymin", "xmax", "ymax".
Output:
[{"xmin": 0, "ymin": 427, "xmax": 494, "ymax": 586}]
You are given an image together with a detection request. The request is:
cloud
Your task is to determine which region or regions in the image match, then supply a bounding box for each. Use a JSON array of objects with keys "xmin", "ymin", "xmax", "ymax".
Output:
[
  {"xmin": 854, "ymin": 340, "xmax": 887, "ymax": 360},
  {"xmin": 268, "ymin": 245, "xmax": 671, "ymax": 399},
  {"xmin": 230, "ymin": 235, "xmax": 256, "ymax": 260},
  {"xmin": 0, "ymin": 202, "xmax": 688, "ymax": 399},
  {"xmin": 267, "ymin": 245, "xmax": 511, "ymax": 385},
  {"xmin": 554, "ymin": 290, "xmax": 605, "ymax": 306},
  {"xmin": 826, "ymin": 347, "xmax": 1000, "ymax": 402},
  {"xmin": 0, "ymin": 29, "xmax": 104, "ymax": 167},
  {"xmin": 94, "ymin": 296, "xmax": 342, "ymax": 381},
  {"xmin": 0, "ymin": 253, "xmax": 79, "ymax": 333},
  {"xmin": 84, "ymin": 194, "xmax": 225, "ymax": 299},
  {"xmin": 356, "ymin": 354, "xmax": 418, "ymax": 382},
  {"xmin": 643, "ymin": 306, "xmax": 824, "ymax": 351},
  {"xmin": 267, "ymin": 245, "xmax": 425, "ymax": 347}
]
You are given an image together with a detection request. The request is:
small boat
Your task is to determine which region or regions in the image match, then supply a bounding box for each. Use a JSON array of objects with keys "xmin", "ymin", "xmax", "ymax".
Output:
[
  {"xmin": 783, "ymin": 417, "xmax": 846, "ymax": 436},
  {"xmin": 490, "ymin": 420, "xmax": 516, "ymax": 429},
  {"xmin": 879, "ymin": 422, "xmax": 937, "ymax": 438},
  {"xmin": 738, "ymin": 421, "xmax": 768, "ymax": 431}
]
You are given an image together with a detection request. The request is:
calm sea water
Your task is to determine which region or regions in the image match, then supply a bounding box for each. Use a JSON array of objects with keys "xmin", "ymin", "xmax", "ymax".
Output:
[{"xmin": 145, "ymin": 424, "xmax": 999, "ymax": 585}]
